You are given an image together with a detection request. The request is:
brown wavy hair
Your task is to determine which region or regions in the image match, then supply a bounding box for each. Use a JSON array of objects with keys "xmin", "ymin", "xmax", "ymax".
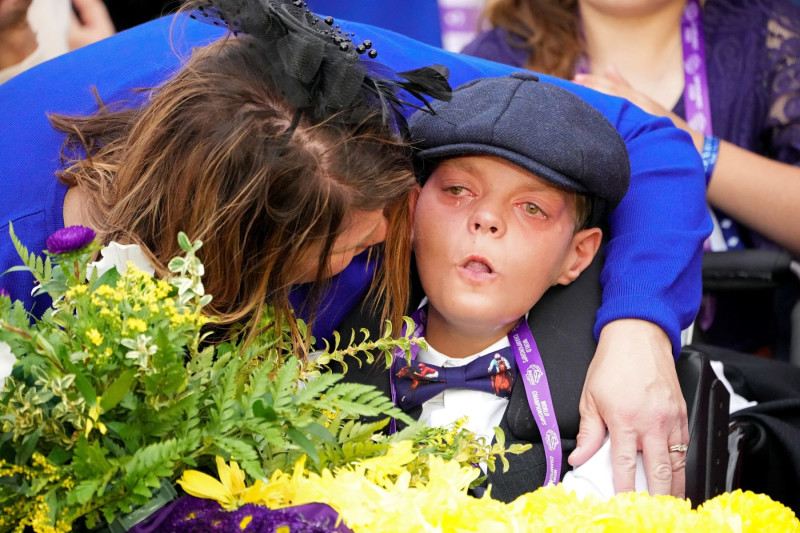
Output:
[
  {"xmin": 483, "ymin": 0, "xmax": 582, "ymax": 79},
  {"xmin": 49, "ymin": 36, "xmax": 416, "ymax": 351}
]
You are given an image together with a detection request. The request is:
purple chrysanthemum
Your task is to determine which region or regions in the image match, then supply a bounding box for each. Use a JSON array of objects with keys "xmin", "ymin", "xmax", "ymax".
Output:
[
  {"xmin": 45, "ymin": 225, "xmax": 96, "ymax": 255},
  {"xmin": 129, "ymin": 497, "xmax": 352, "ymax": 533}
]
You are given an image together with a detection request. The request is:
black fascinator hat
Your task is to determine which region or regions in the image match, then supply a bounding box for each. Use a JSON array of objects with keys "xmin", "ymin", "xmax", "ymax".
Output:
[{"xmin": 186, "ymin": 0, "xmax": 452, "ymax": 130}]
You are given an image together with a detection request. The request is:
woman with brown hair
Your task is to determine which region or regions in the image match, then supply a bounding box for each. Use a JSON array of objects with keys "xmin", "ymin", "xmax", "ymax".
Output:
[{"xmin": 3, "ymin": 0, "xmax": 448, "ymax": 347}]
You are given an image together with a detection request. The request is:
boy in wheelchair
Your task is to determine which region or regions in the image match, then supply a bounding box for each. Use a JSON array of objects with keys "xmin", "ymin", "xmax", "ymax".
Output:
[
  {"xmin": 338, "ymin": 72, "xmax": 635, "ymax": 502},
  {"xmin": 337, "ymin": 72, "xmax": 800, "ymax": 510}
]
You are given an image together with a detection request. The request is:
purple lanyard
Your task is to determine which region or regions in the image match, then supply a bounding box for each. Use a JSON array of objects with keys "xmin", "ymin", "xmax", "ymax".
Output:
[
  {"xmin": 577, "ymin": 0, "xmax": 712, "ymax": 136},
  {"xmin": 680, "ymin": 0, "xmax": 724, "ymax": 256},
  {"xmin": 389, "ymin": 306, "xmax": 563, "ymax": 486},
  {"xmin": 681, "ymin": 0, "xmax": 713, "ymax": 136}
]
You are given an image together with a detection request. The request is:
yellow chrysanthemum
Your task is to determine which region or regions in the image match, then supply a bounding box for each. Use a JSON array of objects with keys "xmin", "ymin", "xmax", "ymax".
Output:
[
  {"xmin": 424, "ymin": 454, "xmax": 481, "ymax": 493},
  {"xmin": 699, "ymin": 489, "xmax": 800, "ymax": 533},
  {"xmin": 216, "ymin": 455, "xmax": 246, "ymax": 495}
]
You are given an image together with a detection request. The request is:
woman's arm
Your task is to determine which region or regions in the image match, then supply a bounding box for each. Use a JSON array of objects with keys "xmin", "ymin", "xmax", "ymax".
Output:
[
  {"xmin": 562, "ymin": 93, "xmax": 704, "ymax": 497},
  {"xmin": 707, "ymin": 142, "xmax": 800, "ymax": 255},
  {"xmin": 571, "ymin": 319, "xmax": 689, "ymax": 497}
]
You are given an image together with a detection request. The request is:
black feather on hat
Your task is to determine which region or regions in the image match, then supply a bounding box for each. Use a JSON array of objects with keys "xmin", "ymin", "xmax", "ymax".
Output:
[{"xmin": 186, "ymin": 0, "xmax": 452, "ymax": 128}]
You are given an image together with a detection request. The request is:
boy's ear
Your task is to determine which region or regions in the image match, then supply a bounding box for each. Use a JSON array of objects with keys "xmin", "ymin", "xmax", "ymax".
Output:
[{"xmin": 554, "ymin": 227, "xmax": 602, "ymax": 286}]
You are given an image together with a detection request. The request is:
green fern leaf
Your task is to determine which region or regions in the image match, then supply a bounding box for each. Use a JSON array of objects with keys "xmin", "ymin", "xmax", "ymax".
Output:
[
  {"xmin": 290, "ymin": 372, "xmax": 341, "ymax": 404},
  {"xmin": 6, "ymin": 221, "xmax": 47, "ymax": 283},
  {"xmin": 207, "ymin": 358, "xmax": 241, "ymax": 435},
  {"xmin": 336, "ymin": 418, "xmax": 391, "ymax": 444}
]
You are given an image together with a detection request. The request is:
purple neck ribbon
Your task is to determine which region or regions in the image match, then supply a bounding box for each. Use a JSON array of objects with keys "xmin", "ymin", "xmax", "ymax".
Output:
[{"xmin": 390, "ymin": 306, "xmax": 563, "ymax": 486}]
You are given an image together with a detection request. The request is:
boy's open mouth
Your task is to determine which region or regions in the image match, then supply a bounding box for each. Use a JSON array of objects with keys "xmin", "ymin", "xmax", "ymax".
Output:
[
  {"xmin": 463, "ymin": 260, "xmax": 492, "ymax": 274},
  {"xmin": 460, "ymin": 256, "xmax": 494, "ymax": 275}
]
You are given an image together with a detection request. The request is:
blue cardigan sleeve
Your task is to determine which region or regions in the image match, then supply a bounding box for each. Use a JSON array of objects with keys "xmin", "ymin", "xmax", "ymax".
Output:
[{"xmin": 0, "ymin": 15, "xmax": 711, "ymax": 355}]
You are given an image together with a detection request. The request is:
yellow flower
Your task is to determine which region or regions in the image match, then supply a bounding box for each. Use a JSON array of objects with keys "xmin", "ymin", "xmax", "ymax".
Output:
[
  {"xmin": 65, "ymin": 285, "xmax": 88, "ymax": 300},
  {"xmin": 355, "ymin": 441, "xmax": 417, "ymax": 486},
  {"xmin": 178, "ymin": 469, "xmax": 236, "ymax": 510},
  {"xmin": 155, "ymin": 279, "xmax": 173, "ymax": 299},
  {"xmin": 176, "ymin": 451, "xmax": 800, "ymax": 533},
  {"xmin": 86, "ymin": 329, "xmax": 103, "ymax": 346},
  {"xmin": 125, "ymin": 318, "xmax": 147, "ymax": 333},
  {"xmin": 84, "ymin": 402, "xmax": 107, "ymax": 437},
  {"xmin": 216, "ymin": 455, "xmax": 246, "ymax": 495},
  {"xmin": 699, "ymin": 489, "xmax": 800, "ymax": 533},
  {"xmin": 95, "ymin": 283, "xmax": 125, "ymax": 302},
  {"xmin": 424, "ymin": 454, "xmax": 481, "ymax": 493},
  {"xmin": 178, "ymin": 457, "xmax": 265, "ymax": 511}
]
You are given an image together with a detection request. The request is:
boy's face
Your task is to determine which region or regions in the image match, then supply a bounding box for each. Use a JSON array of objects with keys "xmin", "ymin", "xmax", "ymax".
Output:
[{"xmin": 413, "ymin": 155, "xmax": 600, "ymax": 339}]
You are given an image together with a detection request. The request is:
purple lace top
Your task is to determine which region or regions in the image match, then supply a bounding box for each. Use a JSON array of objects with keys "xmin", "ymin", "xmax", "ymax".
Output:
[{"xmin": 462, "ymin": 0, "xmax": 800, "ymax": 250}]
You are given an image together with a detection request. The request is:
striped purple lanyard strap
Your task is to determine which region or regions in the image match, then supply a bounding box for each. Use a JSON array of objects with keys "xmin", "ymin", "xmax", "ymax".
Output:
[
  {"xmin": 681, "ymin": 0, "xmax": 712, "ymax": 136},
  {"xmin": 390, "ymin": 306, "xmax": 562, "ymax": 485}
]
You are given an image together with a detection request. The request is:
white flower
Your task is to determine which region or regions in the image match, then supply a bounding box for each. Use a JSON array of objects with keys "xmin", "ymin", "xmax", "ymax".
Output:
[
  {"xmin": 88, "ymin": 242, "xmax": 155, "ymax": 279},
  {"xmin": 121, "ymin": 334, "xmax": 157, "ymax": 368},
  {"xmin": 0, "ymin": 341, "xmax": 16, "ymax": 392}
]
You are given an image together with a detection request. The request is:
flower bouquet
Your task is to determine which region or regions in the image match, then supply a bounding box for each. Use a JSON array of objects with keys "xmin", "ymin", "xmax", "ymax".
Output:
[
  {"xmin": 0, "ymin": 226, "xmax": 523, "ymax": 532},
  {"xmin": 0, "ymin": 225, "xmax": 798, "ymax": 533},
  {"xmin": 165, "ymin": 453, "xmax": 800, "ymax": 533}
]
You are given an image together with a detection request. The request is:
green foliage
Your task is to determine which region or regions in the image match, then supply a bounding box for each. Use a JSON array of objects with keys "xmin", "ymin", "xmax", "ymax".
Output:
[
  {"xmin": 4, "ymin": 221, "xmax": 52, "ymax": 287},
  {"xmin": 0, "ymin": 231, "xmax": 523, "ymax": 532}
]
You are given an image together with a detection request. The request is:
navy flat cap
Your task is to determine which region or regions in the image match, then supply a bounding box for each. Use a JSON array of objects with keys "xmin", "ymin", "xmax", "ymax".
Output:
[{"xmin": 409, "ymin": 72, "xmax": 630, "ymax": 225}]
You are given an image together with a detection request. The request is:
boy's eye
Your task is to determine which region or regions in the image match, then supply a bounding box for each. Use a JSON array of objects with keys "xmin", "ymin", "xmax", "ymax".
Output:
[{"xmin": 523, "ymin": 202, "xmax": 542, "ymax": 216}]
